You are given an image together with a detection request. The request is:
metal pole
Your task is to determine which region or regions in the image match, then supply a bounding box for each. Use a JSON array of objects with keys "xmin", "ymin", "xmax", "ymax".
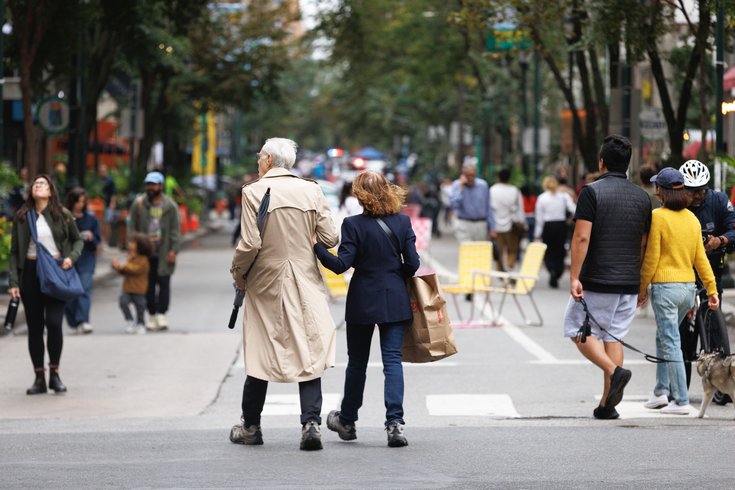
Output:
[
  {"xmin": 715, "ymin": 1, "xmax": 725, "ymax": 155},
  {"xmin": 520, "ymin": 55, "xmax": 528, "ymax": 181},
  {"xmin": 569, "ymin": 51, "xmax": 575, "ymax": 173},
  {"xmin": 533, "ymin": 50, "xmax": 541, "ymax": 186},
  {"xmin": 0, "ymin": 0, "xmax": 4, "ymax": 165}
]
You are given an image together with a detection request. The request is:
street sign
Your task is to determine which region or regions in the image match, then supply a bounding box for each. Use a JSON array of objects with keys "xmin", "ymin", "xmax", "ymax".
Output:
[
  {"xmin": 639, "ymin": 107, "xmax": 668, "ymax": 140},
  {"xmin": 37, "ymin": 97, "xmax": 69, "ymax": 135},
  {"xmin": 486, "ymin": 22, "xmax": 530, "ymax": 52}
]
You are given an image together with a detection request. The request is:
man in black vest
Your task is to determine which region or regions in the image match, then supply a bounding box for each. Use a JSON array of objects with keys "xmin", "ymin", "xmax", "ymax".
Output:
[{"xmin": 563, "ymin": 135, "xmax": 652, "ymax": 420}]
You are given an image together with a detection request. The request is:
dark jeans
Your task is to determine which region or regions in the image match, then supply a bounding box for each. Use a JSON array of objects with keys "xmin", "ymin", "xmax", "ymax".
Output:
[
  {"xmin": 64, "ymin": 257, "xmax": 95, "ymax": 327},
  {"xmin": 542, "ymin": 221, "xmax": 568, "ymax": 280},
  {"xmin": 241, "ymin": 375, "xmax": 322, "ymax": 426},
  {"xmin": 21, "ymin": 259, "xmax": 66, "ymax": 369},
  {"xmin": 120, "ymin": 293, "xmax": 147, "ymax": 325},
  {"xmin": 146, "ymin": 256, "xmax": 171, "ymax": 315},
  {"xmin": 341, "ymin": 321, "xmax": 406, "ymax": 426}
]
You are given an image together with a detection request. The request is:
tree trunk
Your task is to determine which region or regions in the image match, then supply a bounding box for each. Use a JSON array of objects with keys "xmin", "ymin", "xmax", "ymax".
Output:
[
  {"xmin": 589, "ymin": 47, "xmax": 608, "ymax": 135},
  {"xmin": 647, "ymin": 0, "xmax": 709, "ymax": 165},
  {"xmin": 18, "ymin": 66, "xmax": 41, "ymax": 176},
  {"xmin": 576, "ymin": 50, "xmax": 600, "ymax": 171}
]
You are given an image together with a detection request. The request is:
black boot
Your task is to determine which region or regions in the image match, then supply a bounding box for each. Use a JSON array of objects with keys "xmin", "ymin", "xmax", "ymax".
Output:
[
  {"xmin": 26, "ymin": 371, "xmax": 47, "ymax": 395},
  {"xmin": 48, "ymin": 369, "xmax": 67, "ymax": 393}
]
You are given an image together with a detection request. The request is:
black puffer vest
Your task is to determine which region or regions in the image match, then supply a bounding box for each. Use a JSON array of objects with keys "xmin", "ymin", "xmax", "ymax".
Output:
[{"xmin": 580, "ymin": 172, "xmax": 652, "ymax": 291}]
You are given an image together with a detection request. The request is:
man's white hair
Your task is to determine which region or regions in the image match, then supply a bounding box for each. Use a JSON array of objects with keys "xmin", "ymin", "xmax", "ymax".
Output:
[{"xmin": 261, "ymin": 138, "xmax": 298, "ymax": 169}]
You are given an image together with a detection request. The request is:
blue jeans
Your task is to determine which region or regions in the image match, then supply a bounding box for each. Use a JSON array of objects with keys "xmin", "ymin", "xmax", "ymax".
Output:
[
  {"xmin": 651, "ymin": 282, "xmax": 695, "ymax": 405},
  {"xmin": 340, "ymin": 321, "xmax": 406, "ymax": 426},
  {"xmin": 64, "ymin": 257, "xmax": 96, "ymax": 327}
]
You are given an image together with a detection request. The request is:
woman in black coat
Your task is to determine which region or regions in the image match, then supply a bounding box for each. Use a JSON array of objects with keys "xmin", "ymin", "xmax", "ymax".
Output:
[{"xmin": 314, "ymin": 170, "xmax": 420, "ymax": 448}]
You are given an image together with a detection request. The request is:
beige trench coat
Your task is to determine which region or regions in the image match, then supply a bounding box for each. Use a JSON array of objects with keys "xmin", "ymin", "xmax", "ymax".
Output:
[{"xmin": 231, "ymin": 168, "xmax": 339, "ymax": 383}]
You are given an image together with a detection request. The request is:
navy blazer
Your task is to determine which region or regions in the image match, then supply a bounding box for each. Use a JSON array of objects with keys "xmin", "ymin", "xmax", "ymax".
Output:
[{"xmin": 314, "ymin": 213, "xmax": 420, "ymax": 325}]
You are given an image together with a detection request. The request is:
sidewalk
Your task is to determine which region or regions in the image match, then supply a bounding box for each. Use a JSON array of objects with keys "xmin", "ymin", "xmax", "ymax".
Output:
[{"xmin": 0, "ymin": 216, "xmax": 223, "ymax": 337}]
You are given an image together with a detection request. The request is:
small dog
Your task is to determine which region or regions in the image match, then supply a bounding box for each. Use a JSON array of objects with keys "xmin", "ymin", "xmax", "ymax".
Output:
[{"xmin": 697, "ymin": 352, "xmax": 735, "ymax": 418}]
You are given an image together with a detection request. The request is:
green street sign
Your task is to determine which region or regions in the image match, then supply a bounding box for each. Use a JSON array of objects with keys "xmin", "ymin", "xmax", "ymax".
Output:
[{"xmin": 486, "ymin": 23, "xmax": 530, "ymax": 52}]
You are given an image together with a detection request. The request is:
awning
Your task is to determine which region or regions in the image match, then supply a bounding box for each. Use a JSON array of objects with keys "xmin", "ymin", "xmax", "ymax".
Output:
[{"xmin": 724, "ymin": 66, "xmax": 735, "ymax": 91}]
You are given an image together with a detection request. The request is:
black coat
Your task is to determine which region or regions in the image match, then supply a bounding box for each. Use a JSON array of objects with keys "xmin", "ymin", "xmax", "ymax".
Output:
[{"xmin": 314, "ymin": 213, "xmax": 420, "ymax": 325}]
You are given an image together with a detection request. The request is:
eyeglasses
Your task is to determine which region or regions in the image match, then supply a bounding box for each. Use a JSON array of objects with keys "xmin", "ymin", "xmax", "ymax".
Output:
[
  {"xmin": 257, "ymin": 151, "xmax": 269, "ymax": 160},
  {"xmin": 32, "ymin": 181, "xmax": 50, "ymax": 188}
]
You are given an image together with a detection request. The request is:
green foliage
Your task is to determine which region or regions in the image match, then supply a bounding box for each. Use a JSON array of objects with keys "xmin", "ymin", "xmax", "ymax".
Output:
[
  {"xmin": 0, "ymin": 217, "xmax": 12, "ymax": 273},
  {"xmin": 0, "ymin": 165, "xmax": 22, "ymax": 200}
]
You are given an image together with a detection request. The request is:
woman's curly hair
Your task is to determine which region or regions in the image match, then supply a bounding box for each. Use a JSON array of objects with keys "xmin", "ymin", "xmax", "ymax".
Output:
[{"xmin": 352, "ymin": 170, "xmax": 406, "ymax": 217}]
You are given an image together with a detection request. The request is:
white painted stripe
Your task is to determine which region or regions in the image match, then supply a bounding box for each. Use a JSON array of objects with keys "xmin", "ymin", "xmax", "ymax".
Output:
[
  {"xmin": 261, "ymin": 393, "xmax": 341, "ymax": 416},
  {"xmin": 334, "ymin": 362, "xmax": 460, "ymax": 368},
  {"xmin": 476, "ymin": 284, "xmax": 561, "ymax": 363},
  {"xmin": 530, "ymin": 359, "xmax": 653, "ymax": 365},
  {"xmin": 426, "ymin": 394, "xmax": 520, "ymax": 418}
]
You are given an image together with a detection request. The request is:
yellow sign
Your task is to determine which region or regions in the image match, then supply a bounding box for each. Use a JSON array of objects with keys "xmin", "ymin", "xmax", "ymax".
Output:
[
  {"xmin": 191, "ymin": 110, "xmax": 216, "ymax": 175},
  {"xmin": 722, "ymin": 101, "xmax": 735, "ymax": 115}
]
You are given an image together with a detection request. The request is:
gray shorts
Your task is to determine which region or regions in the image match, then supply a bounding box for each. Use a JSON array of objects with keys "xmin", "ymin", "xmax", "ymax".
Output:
[{"xmin": 563, "ymin": 292, "xmax": 637, "ymax": 342}]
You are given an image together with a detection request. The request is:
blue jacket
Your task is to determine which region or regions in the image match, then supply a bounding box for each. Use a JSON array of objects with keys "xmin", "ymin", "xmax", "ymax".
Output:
[
  {"xmin": 314, "ymin": 213, "xmax": 420, "ymax": 325},
  {"xmin": 689, "ymin": 189, "xmax": 735, "ymax": 281},
  {"xmin": 74, "ymin": 211, "xmax": 101, "ymax": 269}
]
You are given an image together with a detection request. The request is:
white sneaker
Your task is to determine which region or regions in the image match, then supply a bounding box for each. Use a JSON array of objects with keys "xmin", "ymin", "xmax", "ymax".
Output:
[
  {"xmin": 155, "ymin": 313, "xmax": 168, "ymax": 330},
  {"xmin": 124, "ymin": 322, "xmax": 137, "ymax": 334},
  {"xmin": 644, "ymin": 393, "xmax": 669, "ymax": 409},
  {"xmin": 134, "ymin": 324, "xmax": 147, "ymax": 335},
  {"xmin": 146, "ymin": 316, "xmax": 158, "ymax": 330},
  {"xmin": 80, "ymin": 322, "xmax": 94, "ymax": 334},
  {"xmin": 660, "ymin": 401, "xmax": 691, "ymax": 415}
]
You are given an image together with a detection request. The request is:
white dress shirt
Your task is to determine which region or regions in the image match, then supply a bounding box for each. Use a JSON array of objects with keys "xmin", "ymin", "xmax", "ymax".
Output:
[{"xmin": 534, "ymin": 190, "xmax": 576, "ymax": 239}]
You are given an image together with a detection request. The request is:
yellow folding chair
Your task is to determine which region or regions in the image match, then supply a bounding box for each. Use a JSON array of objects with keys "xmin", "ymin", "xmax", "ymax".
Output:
[
  {"xmin": 318, "ymin": 249, "xmax": 349, "ymax": 329},
  {"xmin": 441, "ymin": 241, "xmax": 495, "ymax": 327},
  {"xmin": 478, "ymin": 242, "xmax": 547, "ymax": 326}
]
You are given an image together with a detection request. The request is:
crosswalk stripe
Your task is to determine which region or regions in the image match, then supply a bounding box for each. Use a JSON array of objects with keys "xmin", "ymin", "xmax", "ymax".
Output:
[
  {"xmin": 426, "ymin": 394, "xmax": 520, "ymax": 418},
  {"xmin": 261, "ymin": 393, "xmax": 341, "ymax": 416}
]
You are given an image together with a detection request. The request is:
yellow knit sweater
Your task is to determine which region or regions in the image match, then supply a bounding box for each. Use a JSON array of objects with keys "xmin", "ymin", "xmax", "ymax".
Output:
[{"xmin": 640, "ymin": 207, "xmax": 717, "ymax": 295}]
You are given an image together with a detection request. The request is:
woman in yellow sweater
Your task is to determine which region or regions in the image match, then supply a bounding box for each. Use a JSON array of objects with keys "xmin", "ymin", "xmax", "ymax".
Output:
[{"xmin": 638, "ymin": 167, "xmax": 719, "ymax": 415}]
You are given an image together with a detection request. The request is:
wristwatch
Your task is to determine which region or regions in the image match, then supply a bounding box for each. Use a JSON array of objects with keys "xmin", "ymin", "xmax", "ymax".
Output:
[{"xmin": 718, "ymin": 236, "xmax": 728, "ymax": 247}]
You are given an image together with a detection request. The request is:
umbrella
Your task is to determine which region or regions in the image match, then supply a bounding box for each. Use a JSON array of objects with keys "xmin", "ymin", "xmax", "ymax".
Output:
[
  {"xmin": 229, "ymin": 187, "xmax": 270, "ymax": 329},
  {"xmin": 353, "ymin": 146, "xmax": 386, "ymax": 160}
]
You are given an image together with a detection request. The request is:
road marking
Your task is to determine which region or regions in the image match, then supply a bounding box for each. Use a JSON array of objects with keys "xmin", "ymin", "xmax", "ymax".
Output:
[
  {"xmin": 595, "ymin": 395, "xmax": 701, "ymax": 418},
  {"xmin": 262, "ymin": 393, "xmax": 341, "ymax": 416},
  {"xmin": 529, "ymin": 359, "xmax": 652, "ymax": 365},
  {"xmin": 334, "ymin": 362, "xmax": 459, "ymax": 368},
  {"xmin": 426, "ymin": 394, "xmax": 520, "ymax": 418}
]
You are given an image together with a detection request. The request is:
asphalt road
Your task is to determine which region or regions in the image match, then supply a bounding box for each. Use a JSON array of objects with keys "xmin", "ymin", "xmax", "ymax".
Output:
[{"xmin": 2, "ymin": 223, "xmax": 735, "ymax": 489}]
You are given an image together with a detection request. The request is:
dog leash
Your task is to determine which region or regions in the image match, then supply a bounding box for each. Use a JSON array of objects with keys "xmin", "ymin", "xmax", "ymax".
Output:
[{"xmin": 575, "ymin": 298, "xmax": 679, "ymax": 364}]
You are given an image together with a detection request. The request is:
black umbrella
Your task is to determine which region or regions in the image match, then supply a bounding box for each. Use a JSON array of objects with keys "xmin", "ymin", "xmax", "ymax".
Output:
[{"xmin": 229, "ymin": 188, "xmax": 270, "ymax": 329}]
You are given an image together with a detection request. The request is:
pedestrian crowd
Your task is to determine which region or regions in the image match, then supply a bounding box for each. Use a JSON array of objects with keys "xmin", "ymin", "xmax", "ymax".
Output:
[
  {"xmin": 6, "ymin": 133, "xmax": 732, "ymax": 452},
  {"xmin": 6, "ymin": 169, "xmax": 180, "ymax": 396}
]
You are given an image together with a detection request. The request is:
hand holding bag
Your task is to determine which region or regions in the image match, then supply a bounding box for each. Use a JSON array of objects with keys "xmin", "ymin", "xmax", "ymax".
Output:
[
  {"xmin": 28, "ymin": 209, "xmax": 84, "ymax": 302},
  {"xmin": 376, "ymin": 218, "xmax": 458, "ymax": 363}
]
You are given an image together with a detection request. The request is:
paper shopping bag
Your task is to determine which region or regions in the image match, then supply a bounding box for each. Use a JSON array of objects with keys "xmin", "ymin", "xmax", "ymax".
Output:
[{"xmin": 402, "ymin": 273, "xmax": 458, "ymax": 363}]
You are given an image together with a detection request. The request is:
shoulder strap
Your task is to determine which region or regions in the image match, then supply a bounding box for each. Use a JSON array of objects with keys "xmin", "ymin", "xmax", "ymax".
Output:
[
  {"xmin": 27, "ymin": 210, "xmax": 38, "ymax": 243},
  {"xmin": 375, "ymin": 217, "xmax": 403, "ymax": 263}
]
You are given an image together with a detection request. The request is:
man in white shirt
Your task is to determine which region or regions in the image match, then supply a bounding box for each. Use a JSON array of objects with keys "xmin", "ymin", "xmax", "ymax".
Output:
[{"xmin": 490, "ymin": 168, "xmax": 525, "ymax": 271}]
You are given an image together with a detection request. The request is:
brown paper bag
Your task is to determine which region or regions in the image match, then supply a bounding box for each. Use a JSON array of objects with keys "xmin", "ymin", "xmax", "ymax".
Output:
[{"xmin": 403, "ymin": 273, "xmax": 458, "ymax": 363}]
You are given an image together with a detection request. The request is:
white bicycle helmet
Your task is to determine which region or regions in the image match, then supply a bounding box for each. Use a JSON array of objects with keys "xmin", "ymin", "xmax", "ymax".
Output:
[{"xmin": 679, "ymin": 159, "xmax": 710, "ymax": 188}]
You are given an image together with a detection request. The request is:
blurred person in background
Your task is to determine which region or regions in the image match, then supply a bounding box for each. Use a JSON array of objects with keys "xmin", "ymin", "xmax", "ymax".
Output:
[
  {"xmin": 449, "ymin": 163, "xmax": 495, "ymax": 242},
  {"xmin": 64, "ymin": 188, "xmax": 100, "ymax": 334},
  {"xmin": 490, "ymin": 168, "xmax": 525, "ymax": 271},
  {"xmin": 534, "ymin": 176, "xmax": 576, "ymax": 288},
  {"xmin": 639, "ymin": 165, "xmax": 661, "ymax": 210},
  {"xmin": 128, "ymin": 171, "xmax": 181, "ymax": 332}
]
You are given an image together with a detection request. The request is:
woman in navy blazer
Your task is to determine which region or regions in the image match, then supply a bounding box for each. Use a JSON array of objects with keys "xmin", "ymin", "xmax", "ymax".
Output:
[{"xmin": 314, "ymin": 171, "xmax": 420, "ymax": 447}]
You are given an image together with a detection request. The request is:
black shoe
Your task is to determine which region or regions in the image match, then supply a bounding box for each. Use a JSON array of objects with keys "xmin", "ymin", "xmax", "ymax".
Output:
[
  {"xmin": 465, "ymin": 293, "xmax": 473, "ymax": 302},
  {"xmin": 386, "ymin": 423, "xmax": 408, "ymax": 447},
  {"xmin": 300, "ymin": 421, "xmax": 323, "ymax": 451},
  {"xmin": 48, "ymin": 372, "xmax": 67, "ymax": 393},
  {"xmin": 26, "ymin": 374, "xmax": 47, "ymax": 395},
  {"xmin": 713, "ymin": 391, "xmax": 732, "ymax": 406},
  {"xmin": 593, "ymin": 405, "xmax": 620, "ymax": 420},
  {"xmin": 549, "ymin": 275, "xmax": 559, "ymax": 288},
  {"xmin": 326, "ymin": 410, "xmax": 357, "ymax": 441},
  {"xmin": 605, "ymin": 367, "xmax": 632, "ymax": 408}
]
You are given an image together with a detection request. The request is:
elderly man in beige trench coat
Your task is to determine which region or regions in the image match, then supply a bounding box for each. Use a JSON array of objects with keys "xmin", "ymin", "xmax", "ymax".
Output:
[{"xmin": 229, "ymin": 137, "xmax": 339, "ymax": 451}]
